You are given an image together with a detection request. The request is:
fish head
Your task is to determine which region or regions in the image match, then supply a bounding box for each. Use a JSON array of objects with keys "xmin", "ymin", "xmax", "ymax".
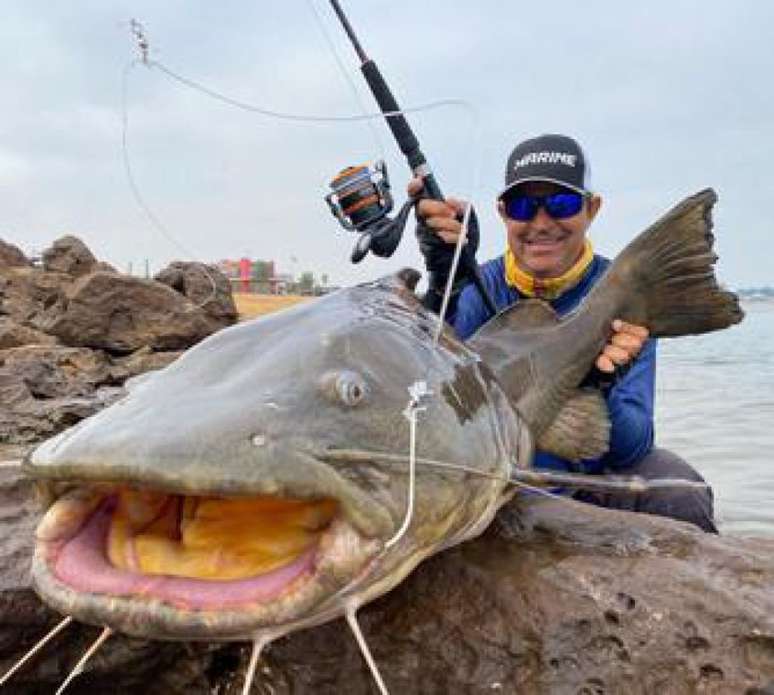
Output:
[{"xmin": 25, "ymin": 272, "xmax": 527, "ymax": 642}]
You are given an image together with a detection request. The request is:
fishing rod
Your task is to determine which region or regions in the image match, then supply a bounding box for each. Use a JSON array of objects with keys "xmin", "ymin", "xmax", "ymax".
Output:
[{"xmin": 324, "ymin": 0, "xmax": 497, "ymax": 316}]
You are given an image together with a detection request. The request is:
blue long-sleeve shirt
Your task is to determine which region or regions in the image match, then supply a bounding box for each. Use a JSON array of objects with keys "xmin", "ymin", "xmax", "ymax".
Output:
[{"xmin": 452, "ymin": 254, "xmax": 655, "ymax": 474}]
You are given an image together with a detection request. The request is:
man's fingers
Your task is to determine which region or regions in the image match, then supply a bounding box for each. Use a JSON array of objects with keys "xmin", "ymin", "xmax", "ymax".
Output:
[
  {"xmin": 417, "ymin": 198, "xmax": 459, "ymax": 220},
  {"xmin": 595, "ymin": 320, "xmax": 649, "ymax": 375},
  {"xmin": 595, "ymin": 354, "xmax": 616, "ymax": 373},
  {"xmin": 445, "ymin": 197, "xmax": 467, "ymax": 217},
  {"xmin": 612, "ymin": 319, "xmax": 649, "ymax": 339},
  {"xmin": 610, "ymin": 331, "xmax": 645, "ymax": 354},
  {"xmin": 437, "ymin": 230, "xmax": 463, "ymax": 244},
  {"xmin": 601, "ymin": 344, "xmax": 632, "ymax": 366},
  {"xmin": 426, "ymin": 216, "xmax": 463, "ymax": 234},
  {"xmin": 407, "ymin": 177, "xmax": 424, "ymax": 197}
]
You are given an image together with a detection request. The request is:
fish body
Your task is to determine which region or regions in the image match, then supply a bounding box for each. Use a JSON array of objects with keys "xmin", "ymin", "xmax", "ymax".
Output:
[{"xmin": 24, "ymin": 189, "xmax": 742, "ymax": 644}]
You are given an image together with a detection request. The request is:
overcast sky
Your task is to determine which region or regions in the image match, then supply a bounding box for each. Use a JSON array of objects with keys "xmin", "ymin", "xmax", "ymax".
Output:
[{"xmin": 2, "ymin": 1, "xmax": 772, "ymax": 288}]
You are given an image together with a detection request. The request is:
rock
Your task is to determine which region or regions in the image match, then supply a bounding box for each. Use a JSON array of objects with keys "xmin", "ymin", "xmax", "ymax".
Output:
[
  {"xmin": 154, "ymin": 262, "xmax": 238, "ymax": 326},
  {"xmin": 0, "ymin": 266, "xmax": 71, "ymax": 328},
  {"xmin": 0, "ymin": 318, "xmax": 57, "ymax": 349},
  {"xmin": 0, "ymin": 240, "xmax": 30, "ymax": 267},
  {"xmin": 95, "ymin": 261, "xmax": 117, "ymax": 274},
  {"xmin": 0, "ymin": 471, "xmax": 772, "ymax": 693},
  {"xmin": 109, "ymin": 346, "xmax": 183, "ymax": 383},
  {"xmin": 249, "ymin": 498, "xmax": 774, "ymax": 693},
  {"xmin": 0, "ymin": 346, "xmax": 122, "ymax": 444},
  {"xmin": 41, "ymin": 236, "xmax": 98, "ymax": 277},
  {"xmin": 44, "ymin": 271, "xmax": 229, "ymax": 353},
  {"xmin": 0, "ymin": 236, "xmax": 239, "ymax": 447}
]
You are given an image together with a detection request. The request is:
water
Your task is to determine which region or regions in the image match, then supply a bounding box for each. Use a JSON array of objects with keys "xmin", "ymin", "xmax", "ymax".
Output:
[{"xmin": 655, "ymin": 299, "xmax": 774, "ymax": 537}]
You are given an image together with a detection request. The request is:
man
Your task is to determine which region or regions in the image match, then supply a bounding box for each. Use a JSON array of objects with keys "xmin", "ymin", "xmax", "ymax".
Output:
[{"xmin": 410, "ymin": 133, "xmax": 716, "ymax": 533}]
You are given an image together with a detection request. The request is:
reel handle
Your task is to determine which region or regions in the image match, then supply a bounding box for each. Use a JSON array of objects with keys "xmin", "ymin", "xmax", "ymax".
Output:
[{"xmin": 351, "ymin": 233, "xmax": 372, "ymax": 263}]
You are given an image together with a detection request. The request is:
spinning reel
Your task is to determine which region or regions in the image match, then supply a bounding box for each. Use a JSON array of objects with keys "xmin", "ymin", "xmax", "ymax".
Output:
[{"xmin": 325, "ymin": 160, "xmax": 415, "ymax": 263}]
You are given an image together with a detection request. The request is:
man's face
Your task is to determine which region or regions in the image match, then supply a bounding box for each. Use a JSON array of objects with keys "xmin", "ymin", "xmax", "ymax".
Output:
[{"xmin": 498, "ymin": 181, "xmax": 601, "ymax": 279}]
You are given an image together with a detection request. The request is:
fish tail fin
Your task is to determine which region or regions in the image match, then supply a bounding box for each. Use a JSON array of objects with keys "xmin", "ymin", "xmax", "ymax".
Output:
[{"xmin": 601, "ymin": 188, "xmax": 743, "ymax": 336}]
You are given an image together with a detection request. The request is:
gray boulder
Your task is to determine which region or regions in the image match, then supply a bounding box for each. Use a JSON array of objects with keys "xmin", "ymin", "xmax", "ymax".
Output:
[
  {"xmin": 0, "ymin": 346, "xmax": 122, "ymax": 444},
  {"xmin": 41, "ymin": 236, "xmax": 98, "ymax": 277},
  {"xmin": 0, "ymin": 240, "xmax": 30, "ymax": 268},
  {"xmin": 0, "ymin": 266, "xmax": 71, "ymax": 328},
  {"xmin": 154, "ymin": 261, "xmax": 238, "ymax": 325},
  {"xmin": 0, "ymin": 318, "xmax": 57, "ymax": 349},
  {"xmin": 44, "ymin": 271, "xmax": 228, "ymax": 353},
  {"xmin": 0, "ymin": 235, "xmax": 237, "ymax": 446}
]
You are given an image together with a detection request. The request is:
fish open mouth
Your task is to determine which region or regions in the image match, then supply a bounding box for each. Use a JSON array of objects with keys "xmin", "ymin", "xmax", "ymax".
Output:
[{"xmin": 32, "ymin": 485, "xmax": 381, "ymax": 641}]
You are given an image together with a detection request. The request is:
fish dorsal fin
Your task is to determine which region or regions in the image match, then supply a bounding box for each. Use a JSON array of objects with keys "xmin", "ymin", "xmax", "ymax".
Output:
[
  {"xmin": 371, "ymin": 268, "xmax": 425, "ymax": 311},
  {"xmin": 396, "ymin": 267, "xmax": 421, "ymax": 292},
  {"xmin": 376, "ymin": 268, "xmax": 421, "ymax": 294}
]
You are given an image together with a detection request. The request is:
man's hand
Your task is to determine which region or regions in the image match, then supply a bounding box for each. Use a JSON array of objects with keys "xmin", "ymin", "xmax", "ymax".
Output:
[
  {"xmin": 408, "ymin": 176, "xmax": 468, "ymax": 245},
  {"xmin": 596, "ymin": 320, "xmax": 649, "ymax": 373},
  {"xmin": 408, "ymin": 177, "xmax": 479, "ymax": 304}
]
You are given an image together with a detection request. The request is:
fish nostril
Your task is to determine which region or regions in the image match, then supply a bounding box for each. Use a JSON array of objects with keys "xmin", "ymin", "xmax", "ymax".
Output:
[{"xmin": 251, "ymin": 434, "xmax": 267, "ymax": 448}]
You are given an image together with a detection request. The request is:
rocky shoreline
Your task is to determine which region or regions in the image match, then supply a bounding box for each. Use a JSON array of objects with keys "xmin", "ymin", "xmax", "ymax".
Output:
[{"xmin": 0, "ymin": 237, "xmax": 236, "ymax": 445}]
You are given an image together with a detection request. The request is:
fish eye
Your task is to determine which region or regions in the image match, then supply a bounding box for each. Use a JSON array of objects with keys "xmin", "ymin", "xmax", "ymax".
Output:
[
  {"xmin": 336, "ymin": 372, "xmax": 368, "ymax": 406},
  {"xmin": 319, "ymin": 370, "xmax": 368, "ymax": 407}
]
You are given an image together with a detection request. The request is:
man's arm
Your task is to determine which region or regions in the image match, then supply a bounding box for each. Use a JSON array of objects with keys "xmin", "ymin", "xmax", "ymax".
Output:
[{"xmin": 600, "ymin": 338, "xmax": 656, "ymax": 470}]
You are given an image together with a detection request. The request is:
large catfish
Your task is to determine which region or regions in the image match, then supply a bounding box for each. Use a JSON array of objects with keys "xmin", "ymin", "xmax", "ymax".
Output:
[{"xmin": 20, "ymin": 190, "xmax": 741, "ymax": 676}]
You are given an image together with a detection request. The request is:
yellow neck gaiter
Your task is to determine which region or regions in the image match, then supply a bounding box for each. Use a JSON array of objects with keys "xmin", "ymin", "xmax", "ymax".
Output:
[{"xmin": 504, "ymin": 239, "xmax": 594, "ymax": 300}]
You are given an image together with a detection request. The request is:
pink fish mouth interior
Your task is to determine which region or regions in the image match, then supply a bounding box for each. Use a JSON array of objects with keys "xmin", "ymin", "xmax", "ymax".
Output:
[
  {"xmin": 53, "ymin": 500, "xmax": 317, "ymax": 610},
  {"xmin": 38, "ymin": 489, "xmax": 343, "ymax": 612}
]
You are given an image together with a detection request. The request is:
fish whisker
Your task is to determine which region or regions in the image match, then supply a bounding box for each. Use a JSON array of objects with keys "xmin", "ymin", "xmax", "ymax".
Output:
[
  {"xmin": 241, "ymin": 635, "xmax": 272, "ymax": 695},
  {"xmin": 345, "ymin": 602, "xmax": 389, "ymax": 695},
  {"xmin": 0, "ymin": 615, "xmax": 74, "ymax": 687},
  {"xmin": 55, "ymin": 626, "xmax": 112, "ymax": 695},
  {"xmin": 320, "ymin": 449, "xmax": 709, "ymax": 496}
]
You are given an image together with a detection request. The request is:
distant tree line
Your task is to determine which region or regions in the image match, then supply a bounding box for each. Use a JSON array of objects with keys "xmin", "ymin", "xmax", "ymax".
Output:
[{"xmin": 737, "ymin": 287, "xmax": 774, "ymax": 297}]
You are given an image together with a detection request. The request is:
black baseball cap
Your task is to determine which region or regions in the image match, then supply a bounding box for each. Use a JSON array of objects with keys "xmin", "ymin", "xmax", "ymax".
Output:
[{"xmin": 498, "ymin": 134, "xmax": 592, "ymax": 201}]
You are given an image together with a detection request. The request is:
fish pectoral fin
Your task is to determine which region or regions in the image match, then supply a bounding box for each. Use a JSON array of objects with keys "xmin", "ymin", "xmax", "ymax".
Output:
[{"xmin": 536, "ymin": 389, "xmax": 610, "ymax": 463}]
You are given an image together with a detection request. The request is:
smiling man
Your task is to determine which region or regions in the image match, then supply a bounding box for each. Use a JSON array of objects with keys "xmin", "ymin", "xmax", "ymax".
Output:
[{"xmin": 411, "ymin": 133, "xmax": 718, "ymax": 533}]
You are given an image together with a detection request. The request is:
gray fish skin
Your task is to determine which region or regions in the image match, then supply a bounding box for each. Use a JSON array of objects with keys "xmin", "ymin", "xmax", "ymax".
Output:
[
  {"xmin": 26, "ymin": 271, "xmax": 527, "ymax": 641},
  {"xmin": 24, "ymin": 189, "xmax": 743, "ymax": 643}
]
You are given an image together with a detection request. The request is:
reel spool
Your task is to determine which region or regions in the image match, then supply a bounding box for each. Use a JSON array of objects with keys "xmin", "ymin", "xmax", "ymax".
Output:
[
  {"xmin": 325, "ymin": 160, "xmax": 411, "ymax": 263},
  {"xmin": 325, "ymin": 160, "xmax": 393, "ymax": 232}
]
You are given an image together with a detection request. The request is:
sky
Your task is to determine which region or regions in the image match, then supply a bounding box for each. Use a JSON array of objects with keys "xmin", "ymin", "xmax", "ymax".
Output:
[{"xmin": 2, "ymin": 1, "xmax": 772, "ymax": 289}]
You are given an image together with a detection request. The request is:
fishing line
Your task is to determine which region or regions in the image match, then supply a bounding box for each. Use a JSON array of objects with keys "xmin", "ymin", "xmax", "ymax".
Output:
[
  {"xmin": 122, "ymin": 14, "xmax": 485, "ymax": 314},
  {"xmin": 304, "ymin": 0, "xmax": 385, "ymax": 159},
  {"xmin": 0, "ymin": 615, "xmax": 73, "ymax": 687},
  {"xmin": 432, "ymin": 96, "xmax": 486, "ymax": 341},
  {"xmin": 345, "ymin": 602, "xmax": 390, "ymax": 695},
  {"xmin": 54, "ymin": 626, "xmax": 113, "ymax": 695},
  {"xmin": 121, "ymin": 57, "xmax": 219, "ymax": 311},
  {"xmin": 384, "ymin": 381, "xmax": 429, "ymax": 549}
]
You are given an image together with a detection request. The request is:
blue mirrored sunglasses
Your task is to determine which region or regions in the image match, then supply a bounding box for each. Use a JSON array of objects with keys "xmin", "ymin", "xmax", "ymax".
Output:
[{"xmin": 504, "ymin": 191, "xmax": 585, "ymax": 222}]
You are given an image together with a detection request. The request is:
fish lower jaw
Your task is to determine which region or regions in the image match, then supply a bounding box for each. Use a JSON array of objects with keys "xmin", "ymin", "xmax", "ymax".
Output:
[{"xmin": 31, "ymin": 491, "xmax": 380, "ymax": 641}]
